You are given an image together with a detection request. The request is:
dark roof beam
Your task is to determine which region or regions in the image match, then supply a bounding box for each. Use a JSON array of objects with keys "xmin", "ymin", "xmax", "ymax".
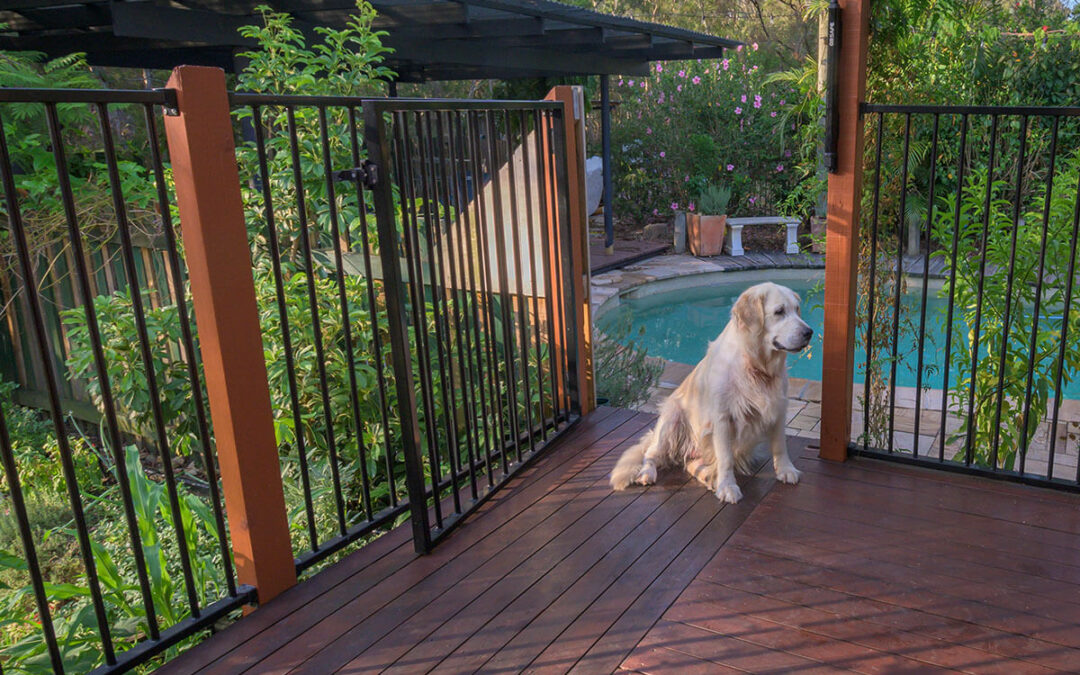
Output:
[{"xmin": 384, "ymin": 36, "xmax": 648, "ymax": 76}]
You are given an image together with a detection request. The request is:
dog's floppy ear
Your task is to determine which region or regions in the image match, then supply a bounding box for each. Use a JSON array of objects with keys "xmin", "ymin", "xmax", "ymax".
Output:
[{"xmin": 732, "ymin": 286, "xmax": 765, "ymax": 332}]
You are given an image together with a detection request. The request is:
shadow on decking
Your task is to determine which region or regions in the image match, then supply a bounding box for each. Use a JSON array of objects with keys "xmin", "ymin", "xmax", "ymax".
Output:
[{"xmin": 159, "ymin": 407, "xmax": 1080, "ymax": 674}]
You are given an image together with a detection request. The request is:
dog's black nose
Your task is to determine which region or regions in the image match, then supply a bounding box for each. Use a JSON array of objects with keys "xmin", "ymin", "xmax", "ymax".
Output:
[{"xmin": 802, "ymin": 326, "xmax": 813, "ymax": 340}]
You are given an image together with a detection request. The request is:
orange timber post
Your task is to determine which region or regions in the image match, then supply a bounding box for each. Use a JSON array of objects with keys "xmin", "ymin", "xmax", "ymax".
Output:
[
  {"xmin": 820, "ymin": 0, "xmax": 871, "ymax": 461},
  {"xmin": 163, "ymin": 66, "xmax": 296, "ymax": 602},
  {"xmin": 545, "ymin": 85, "xmax": 595, "ymax": 415}
]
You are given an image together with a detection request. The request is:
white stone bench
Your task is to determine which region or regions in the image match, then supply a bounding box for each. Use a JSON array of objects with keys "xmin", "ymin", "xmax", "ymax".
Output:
[{"xmin": 724, "ymin": 216, "xmax": 801, "ymax": 256}]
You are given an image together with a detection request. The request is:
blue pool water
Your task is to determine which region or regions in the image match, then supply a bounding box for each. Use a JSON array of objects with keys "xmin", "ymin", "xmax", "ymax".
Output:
[{"xmin": 597, "ymin": 274, "xmax": 1080, "ymax": 400}]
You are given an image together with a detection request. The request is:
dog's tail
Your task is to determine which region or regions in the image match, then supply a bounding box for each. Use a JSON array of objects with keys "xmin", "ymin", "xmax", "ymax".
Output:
[{"xmin": 609, "ymin": 428, "xmax": 655, "ymax": 490}]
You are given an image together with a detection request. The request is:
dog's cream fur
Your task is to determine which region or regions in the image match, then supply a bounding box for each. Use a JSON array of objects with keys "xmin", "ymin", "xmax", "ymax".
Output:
[{"xmin": 609, "ymin": 282, "xmax": 812, "ymax": 504}]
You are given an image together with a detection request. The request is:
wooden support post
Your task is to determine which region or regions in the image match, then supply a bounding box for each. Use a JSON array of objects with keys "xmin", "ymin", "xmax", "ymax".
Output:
[
  {"xmin": 163, "ymin": 66, "xmax": 297, "ymax": 602},
  {"xmin": 820, "ymin": 0, "xmax": 871, "ymax": 461},
  {"xmin": 545, "ymin": 85, "xmax": 595, "ymax": 415}
]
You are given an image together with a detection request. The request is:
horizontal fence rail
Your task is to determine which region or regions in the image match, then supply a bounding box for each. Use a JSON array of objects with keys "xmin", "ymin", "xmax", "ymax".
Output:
[
  {"xmin": 0, "ymin": 88, "xmax": 251, "ymax": 674},
  {"xmin": 853, "ymin": 102, "xmax": 1080, "ymax": 490}
]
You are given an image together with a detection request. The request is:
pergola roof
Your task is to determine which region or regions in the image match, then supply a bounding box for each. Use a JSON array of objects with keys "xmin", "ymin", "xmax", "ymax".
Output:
[{"xmin": 0, "ymin": 0, "xmax": 740, "ymax": 82}]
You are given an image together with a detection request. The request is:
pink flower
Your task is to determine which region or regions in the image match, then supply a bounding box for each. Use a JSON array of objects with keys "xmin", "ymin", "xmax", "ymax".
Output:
[
  {"xmin": 670, "ymin": 202, "xmax": 679, "ymax": 210},
  {"xmin": 617, "ymin": 79, "xmax": 624, "ymax": 86},
  {"xmin": 688, "ymin": 202, "xmax": 695, "ymax": 212},
  {"xmin": 692, "ymin": 76, "xmax": 701, "ymax": 85},
  {"xmin": 656, "ymin": 63, "xmax": 664, "ymax": 72},
  {"xmin": 676, "ymin": 84, "xmax": 682, "ymax": 92},
  {"xmin": 628, "ymin": 79, "xmax": 635, "ymax": 86},
  {"xmin": 776, "ymin": 164, "xmax": 785, "ymax": 172},
  {"xmin": 779, "ymin": 99, "xmax": 786, "ymax": 105},
  {"xmin": 784, "ymin": 149, "xmax": 792, "ymax": 158},
  {"xmin": 749, "ymin": 196, "xmax": 756, "ymax": 204},
  {"xmin": 726, "ymin": 164, "xmax": 734, "ymax": 171},
  {"xmin": 658, "ymin": 93, "xmax": 665, "ymax": 103},
  {"xmin": 770, "ymin": 111, "xmax": 777, "ymax": 117},
  {"xmin": 735, "ymin": 107, "xmax": 742, "ymax": 114},
  {"xmin": 752, "ymin": 42, "xmax": 759, "ymax": 51},
  {"xmin": 660, "ymin": 151, "xmax": 666, "ymax": 158},
  {"xmin": 754, "ymin": 94, "xmax": 762, "ymax": 108},
  {"xmin": 722, "ymin": 59, "xmax": 730, "ymax": 70},
  {"xmin": 684, "ymin": 175, "xmax": 690, "ymax": 182},
  {"xmin": 741, "ymin": 94, "xmax": 747, "ymax": 103},
  {"xmin": 652, "ymin": 208, "xmax": 659, "ymax": 216},
  {"xmin": 737, "ymin": 44, "xmax": 743, "ymax": 52},
  {"xmin": 640, "ymin": 81, "xmax": 646, "ymax": 88},
  {"xmin": 678, "ymin": 70, "xmax": 686, "ymax": 78},
  {"xmin": 646, "ymin": 127, "xmax": 652, "ymax": 134}
]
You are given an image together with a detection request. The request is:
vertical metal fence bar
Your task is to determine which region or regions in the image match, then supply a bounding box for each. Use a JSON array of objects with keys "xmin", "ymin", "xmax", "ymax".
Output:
[
  {"xmin": 467, "ymin": 111, "xmax": 507, "ymax": 479},
  {"xmin": 285, "ymin": 105, "xmax": 348, "ymax": 537},
  {"xmin": 253, "ymin": 105, "xmax": 319, "ymax": 550},
  {"xmin": 418, "ymin": 111, "xmax": 462, "ymax": 513},
  {"xmin": 535, "ymin": 110, "xmax": 561, "ymax": 428},
  {"xmin": 939, "ymin": 113, "xmax": 968, "ymax": 462},
  {"xmin": 485, "ymin": 111, "xmax": 523, "ymax": 461},
  {"xmin": 3, "ymin": 113, "xmax": 117, "ymax": 659},
  {"xmin": 472, "ymin": 111, "xmax": 510, "ymax": 474},
  {"xmin": 0, "ymin": 116, "xmax": 66, "ymax": 675},
  {"xmin": 990, "ymin": 114, "xmax": 1028, "ymax": 470},
  {"xmin": 346, "ymin": 105, "xmax": 396, "ymax": 513},
  {"xmin": 886, "ymin": 112, "xmax": 912, "ymax": 454},
  {"xmin": 97, "ymin": 101, "xmax": 203, "ymax": 617},
  {"xmin": 144, "ymin": 103, "xmax": 237, "ymax": 599},
  {"xmin": 965, "ymin": 114, "xmax": 999, "ymax": 467},
  {"xmin": 1062, "ymin": 162, "xmax": 1080, "ymax": 482},
  {"xmin": 507, "ymin": 109, "xmax": 536, "ymax": 455},
  {"xmin": 442, "ymin": 110, "xmax": 482, "ymax": 499},
  {"xmin": 912, "ymin": 113, "xmax": 939, "ymax": 458},
  {"xmin": 863, "ymin": 112, "xmax": 885, "ymax": 453},
  {"xmin": 521, "ymin": 109, "xmax": 547, "ymax": 440},
  {"xmin": 550, "ymin": 109, "xmax": 581, "ymax": 415},
  {"xmin": 318, "ymin": 105, "xmax": 374, "ymax": 528},
  {"xmin": 396, "ymin": 111, "xmax": 445, "ymax": 529},
  {"xmin": 434, "ymin": 111, "xmax": 478, "ymax": 498},
  {"xmin": 1019, "ymin": 115, "xmax": 1058, "ymax": 475},
  {"xmin": 364, "ymin": 103, "xmax": 431, "ymax": 553},
  {"xmin": 459, "ymin": 111, "xmax": 496, "ymax": 488},
  {"xmin": 43, "ymin": 101, "xmax": 161, "ymax": 639},
  {"xmin": 547, "ymin": 110, "xmax": 573, "ymax": 418}
]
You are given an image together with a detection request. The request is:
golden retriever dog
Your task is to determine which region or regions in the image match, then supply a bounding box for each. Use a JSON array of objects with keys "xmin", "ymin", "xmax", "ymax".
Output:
[{"xmin": 610, "ymin": 282, "xmax": 812, "ymax": 504}]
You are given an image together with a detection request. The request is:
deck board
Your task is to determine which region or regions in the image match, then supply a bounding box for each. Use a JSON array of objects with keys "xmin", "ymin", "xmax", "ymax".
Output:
[{"xmin": 160, "ymin": 408, "xmax": 1080, "ymax": 674}]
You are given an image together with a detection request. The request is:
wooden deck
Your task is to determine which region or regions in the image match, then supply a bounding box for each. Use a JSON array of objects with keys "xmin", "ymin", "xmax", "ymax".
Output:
[{"xmin": 159, "ymin": 407, "xmax": 1080, "ymax": 674}]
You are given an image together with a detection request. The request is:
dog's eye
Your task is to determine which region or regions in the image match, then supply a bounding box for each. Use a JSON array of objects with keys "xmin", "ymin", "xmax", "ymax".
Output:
[{"xmin": 774, "ymin": 307, "xmax": 785, "ymax": 316}]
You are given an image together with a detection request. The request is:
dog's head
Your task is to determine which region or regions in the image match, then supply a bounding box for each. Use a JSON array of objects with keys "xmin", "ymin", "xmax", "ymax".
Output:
[{"xmin": 731, "ymin": 282, "xmax": 813, "ymax": 353}]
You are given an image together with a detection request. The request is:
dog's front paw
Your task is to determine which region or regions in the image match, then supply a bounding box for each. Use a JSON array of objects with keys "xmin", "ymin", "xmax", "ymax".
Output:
[
  {"xmin": 775, "ymin": 463, "xmax": 801, "ymax": 485},
  {"xmin": 635, "ymin": 464, "xmax": 657, "ymax": 485},
  {"xmin": 715, "ymin": 482, "xmax": 743, "ymax": 504}
]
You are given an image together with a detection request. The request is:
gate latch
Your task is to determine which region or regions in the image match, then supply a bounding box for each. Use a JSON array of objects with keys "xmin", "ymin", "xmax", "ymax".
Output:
[{"xmin": 333, "ymin": 160, "xmax": 378, "ymax": 189}]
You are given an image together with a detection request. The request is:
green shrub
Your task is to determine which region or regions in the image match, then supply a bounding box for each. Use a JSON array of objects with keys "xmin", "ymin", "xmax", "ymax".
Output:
[{"xmin": 697, "ymin": 184, "xmax": 732, "ymax": 216}]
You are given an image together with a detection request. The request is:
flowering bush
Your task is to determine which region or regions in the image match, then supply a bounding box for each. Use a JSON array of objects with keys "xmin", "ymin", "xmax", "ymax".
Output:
[{"xmin": 608, "ymin": 44, "xmax": 803, "ymax": 222}]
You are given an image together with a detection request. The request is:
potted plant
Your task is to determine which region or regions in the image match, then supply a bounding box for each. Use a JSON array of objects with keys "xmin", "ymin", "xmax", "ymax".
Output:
[{"xmin": 687, "ymin": 183, "xmax": 731, "ymax": 256}]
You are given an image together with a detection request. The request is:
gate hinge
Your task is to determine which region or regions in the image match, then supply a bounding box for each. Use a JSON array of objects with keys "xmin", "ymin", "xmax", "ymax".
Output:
[{"xmin": 333, "ymin": 160, "xmax": 378, "ymax": 189}]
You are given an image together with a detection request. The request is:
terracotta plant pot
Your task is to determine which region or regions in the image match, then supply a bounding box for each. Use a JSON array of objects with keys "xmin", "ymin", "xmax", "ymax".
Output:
[{"xmin": 687, "ymin": 213, "xmax": 727, "ymax": 257}]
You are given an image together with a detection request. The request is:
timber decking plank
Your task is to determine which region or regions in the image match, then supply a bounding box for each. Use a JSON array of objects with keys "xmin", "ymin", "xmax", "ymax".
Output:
[
  {"xmin": 164, "ymin": 411, "xmax": 1080, "ymax": 675},
  {"xmin": 333, "ymin": 424, "xmax": 679, "ymax": 674},
  {"xmin": 249, "ymin": 412, "xmax": 653, "ymax": 675},
  {"xmin": 381, "ymin": 468, "xmax": 697, "ymax": 673},
  {"xmin": 561, "ymin": 452, "xmax": 780, "ymax": 675},
  {"xmin": 165, "ymin": 407, "xmax": 625, "ymax": 675}
]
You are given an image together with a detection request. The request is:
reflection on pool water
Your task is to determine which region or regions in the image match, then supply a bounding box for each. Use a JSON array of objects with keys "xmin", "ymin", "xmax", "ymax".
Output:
[{"xmin": 596, "ymin": 273, "xmax": 1080, "ymax": 400}]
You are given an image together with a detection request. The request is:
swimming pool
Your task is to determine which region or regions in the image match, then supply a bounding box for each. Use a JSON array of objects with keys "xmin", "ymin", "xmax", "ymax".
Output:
[{"xmin": 596, "ymin": 269, "xmax": 1080, "ymax": 400}]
